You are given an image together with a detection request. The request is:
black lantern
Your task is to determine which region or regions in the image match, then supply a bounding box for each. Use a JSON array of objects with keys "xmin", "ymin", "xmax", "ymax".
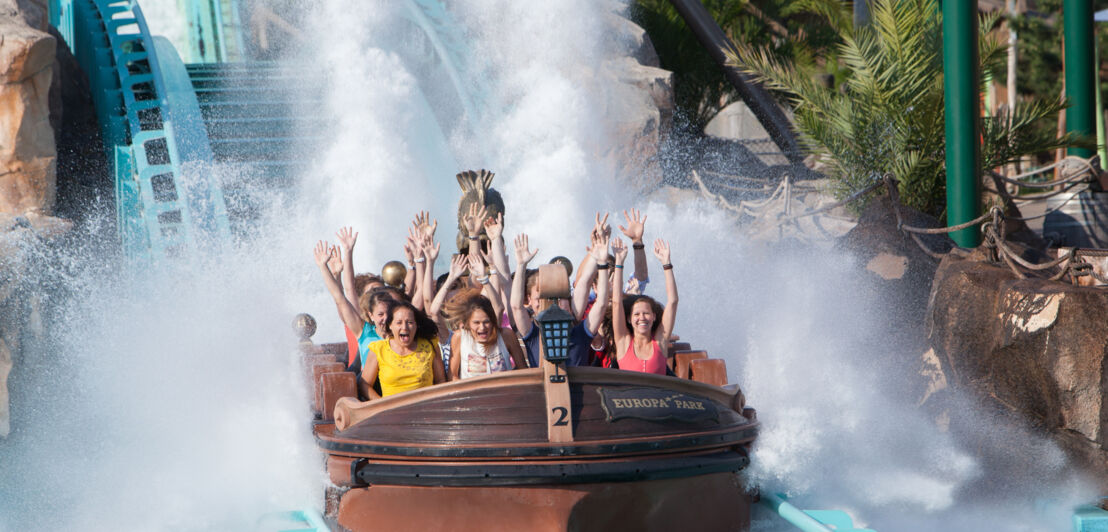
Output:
[{"xmin": 536, "ymin": 304, "xmax": 575, "ymax": 382}]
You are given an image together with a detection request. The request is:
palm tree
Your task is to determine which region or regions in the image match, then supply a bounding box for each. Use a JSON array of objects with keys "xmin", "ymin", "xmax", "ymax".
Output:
[{"xmin": 724, "ymin": 0, "xmax": 1085, "ymax": 218}]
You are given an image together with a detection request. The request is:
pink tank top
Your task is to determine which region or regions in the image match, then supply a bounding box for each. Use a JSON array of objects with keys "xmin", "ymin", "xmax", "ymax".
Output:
[{"xmin": 620, "ymin": 340, "xmax": 667, "ymax": 375}]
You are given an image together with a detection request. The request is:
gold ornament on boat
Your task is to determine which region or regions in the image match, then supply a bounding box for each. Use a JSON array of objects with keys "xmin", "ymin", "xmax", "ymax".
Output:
[{"xmin": 381, "ymin": 260, "xmax": 407, "ymax": 288}]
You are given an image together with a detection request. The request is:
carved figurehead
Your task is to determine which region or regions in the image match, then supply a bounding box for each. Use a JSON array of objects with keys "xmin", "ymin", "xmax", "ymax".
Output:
[{"xmin": 456, "ymin": 169, "xmax": 505, "ymax": 254}]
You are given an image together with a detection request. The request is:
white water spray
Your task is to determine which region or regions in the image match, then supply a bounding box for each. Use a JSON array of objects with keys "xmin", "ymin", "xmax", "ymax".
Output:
[{"xmin": 0, "ymin": 0, "xmax": 1095, "ymax": 530}]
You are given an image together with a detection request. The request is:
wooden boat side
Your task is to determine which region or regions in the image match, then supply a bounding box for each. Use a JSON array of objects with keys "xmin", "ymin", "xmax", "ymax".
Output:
[{"xmin": 334, "ymin": 366, "xmax": 744, "ymax": 431}]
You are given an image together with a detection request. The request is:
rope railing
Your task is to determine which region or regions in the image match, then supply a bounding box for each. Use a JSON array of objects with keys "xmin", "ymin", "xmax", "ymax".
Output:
[
  {"xmin": 693, "ymin": 154, "xmax": 1107, "ymax": 286},
  {"xmin": 991, "ymin": 155, "xmax": 1098, "ymax": 189}
]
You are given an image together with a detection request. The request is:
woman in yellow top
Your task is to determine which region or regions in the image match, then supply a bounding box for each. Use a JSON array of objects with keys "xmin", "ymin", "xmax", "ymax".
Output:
[{"xmin": 361, "ymin": 300, "xmax": 446, "ymax": 398}]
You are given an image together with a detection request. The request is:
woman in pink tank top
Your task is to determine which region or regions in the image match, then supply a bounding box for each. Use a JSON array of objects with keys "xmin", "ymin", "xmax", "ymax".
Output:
[{"xmin": 611, "ymin": 238, "xmax": 678, "ymax": 376}]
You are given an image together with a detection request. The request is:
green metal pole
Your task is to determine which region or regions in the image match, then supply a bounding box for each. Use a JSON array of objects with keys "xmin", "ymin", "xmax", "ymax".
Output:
[
  {"xmin": 1095, "ymin": 32, "xmax": 1107, "ymax": 165},
  {"xmin": 943, "ymin": 0, "xmax": 982, "ymax": 247},
  {"xmin": 1064, "ymin": 0, "xmax": 1095, "ymax": 158}
]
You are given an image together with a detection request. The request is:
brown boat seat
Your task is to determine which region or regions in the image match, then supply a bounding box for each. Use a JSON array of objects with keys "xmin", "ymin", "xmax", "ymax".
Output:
[
  {"xmin": 311, "ymin": 362, "xmax": 346, "ymax": 413},
  {"xmin": 670, "ymin": 342, "xmax": 692, "ymax": 353},
  {"xmin": 690, "ymin": 358, "xmax": 728, "ymax": 386},
  {"xmin": 320, "ymin": 371, "xmax": 357, "ymax": 422},
  {"xmin": 674, "ymin": 351, "xmax": 708, "ymax": 380}
]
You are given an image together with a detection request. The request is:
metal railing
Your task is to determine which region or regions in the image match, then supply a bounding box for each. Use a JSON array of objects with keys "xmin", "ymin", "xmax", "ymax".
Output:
[{"xmin": 65, "ymin": 0, "xmax": 230, "ymax": 261}]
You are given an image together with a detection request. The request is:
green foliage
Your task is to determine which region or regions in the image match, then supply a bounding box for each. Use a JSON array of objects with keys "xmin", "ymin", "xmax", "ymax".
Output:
[{"xmin": 725, "ymin": 0, "xmax": 1084, "ymax": 218}]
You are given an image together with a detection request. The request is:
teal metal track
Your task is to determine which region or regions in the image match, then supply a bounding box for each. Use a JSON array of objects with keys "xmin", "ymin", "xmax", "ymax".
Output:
[
  {"xmin": 56, "ymin": 0, "xmax": 231, "ymax": 261},
  {"xmin": 47, "ymin": 0, "xmax": 481, "ymax": 260}
]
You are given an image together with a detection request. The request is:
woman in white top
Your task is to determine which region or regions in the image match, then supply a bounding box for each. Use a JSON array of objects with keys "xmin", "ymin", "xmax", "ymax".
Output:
[{"xmin": 445, "ymin": 289, "xmax": 527, "ymax": 380}]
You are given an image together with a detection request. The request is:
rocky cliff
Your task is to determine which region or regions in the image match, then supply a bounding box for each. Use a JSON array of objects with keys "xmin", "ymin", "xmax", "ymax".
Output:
[
  {"xmin": 0, "ymin": 0, "xmax": 72, "ymax": 438},
  {"xmin": 924, "ymin": 252, "xmax": 1108, "ymax": 483}
]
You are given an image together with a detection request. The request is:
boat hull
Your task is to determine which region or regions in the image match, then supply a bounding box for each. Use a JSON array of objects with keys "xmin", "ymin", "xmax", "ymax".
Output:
[
  {"xmin": 335, "ymin": 472, "xmax": 752, "ymax": 532},
  {"xmin": 315, "ymin": 366, "xmax": 758, "ymax": 531}
]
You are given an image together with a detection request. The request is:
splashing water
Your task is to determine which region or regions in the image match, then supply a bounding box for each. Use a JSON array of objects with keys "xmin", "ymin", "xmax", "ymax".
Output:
[{"xmin": 0, "ymin": 0, "xmax": 1096, "ymax": 530}]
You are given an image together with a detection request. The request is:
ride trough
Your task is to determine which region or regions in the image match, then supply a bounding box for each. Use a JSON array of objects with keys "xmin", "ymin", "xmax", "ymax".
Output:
[{"xmin": 295, "ymin": 265, "xmax": 758, "ymax": 532}]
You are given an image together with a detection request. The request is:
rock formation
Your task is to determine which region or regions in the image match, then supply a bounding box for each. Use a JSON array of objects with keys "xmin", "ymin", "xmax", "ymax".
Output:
[
  {"xmin": 0, "ymin": 0, "xmax": 72, "ymax": 439},
  {"xmin": 598, "ymin": 10, "xmax": 675, "ymax": 192},
  {"xmin": 0, "ymin": 1, "xmax": 57, "ymax": 217},
  {"xmin": 924, "ymin": 252, "xmax": 1108, "ymax": 481}
]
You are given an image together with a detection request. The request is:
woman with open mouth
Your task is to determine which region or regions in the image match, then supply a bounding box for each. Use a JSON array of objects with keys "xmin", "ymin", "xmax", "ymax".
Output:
[
  {"xmin": 445, "ymin": 288, "xmax": 527, "ymax": 380},
  {"xmin": 360, "ymin": 300, "xmax": 447, "ymax": 398}
]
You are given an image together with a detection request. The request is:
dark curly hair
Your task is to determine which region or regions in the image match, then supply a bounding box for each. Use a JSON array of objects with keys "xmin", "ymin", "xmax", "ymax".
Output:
[{"xmin": 383, "ymin": 299, "xmax": 439, "ymax": 343}]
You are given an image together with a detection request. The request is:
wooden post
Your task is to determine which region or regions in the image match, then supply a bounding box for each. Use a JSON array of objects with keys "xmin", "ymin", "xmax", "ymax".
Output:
[{"xmin": 542, "ymin": 358, "xmax": 574, "ymax": 443}]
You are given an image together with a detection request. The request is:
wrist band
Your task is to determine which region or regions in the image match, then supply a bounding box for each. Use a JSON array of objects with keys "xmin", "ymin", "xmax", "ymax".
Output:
[
  {"xmin": 596, "ymin": 263, "xmax": 609, "ymax": 270},
  {"xmin": 476, "ymin": 275, "xmax": 490, "ymax": 284},
  {"xmin": 662, "ymin": 263, "xmax": 673, "ymax": 270},
  {"xmin": 614, "ymin": 264, "xmax": 624, "ymax": 269},
  {"xmin": 413, "ymin": 257, "xmax": 426, "ymax": 264},
  {"xmin": 488, "ymin": 268, "xmax": 497, "ymax": 275},
  {"xmin": 632, "ymin": 243, "xmax": 645, "ymax": 250},
  {"xmin": 468, "ymin": 236, "xmax": 479, "ymax": 241}
]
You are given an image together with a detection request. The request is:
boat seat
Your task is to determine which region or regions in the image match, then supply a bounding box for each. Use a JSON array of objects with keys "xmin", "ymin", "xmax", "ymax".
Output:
[
  {"xmin": 670, "ymin": 342, "xmax": 692, "ymax": 353},
  {"xmin": 674, "ymin": 351, "xmax": 708, "ymax": 380},
  {"xmin": 311, "ymin": 362, "xmax": 346, "ymax": 414},
  {"xmin": 320, "ymin": 371, "xmax": 357, "ymax": 422},
  {"xmin": 690, "ymin": 358, "xmax": 728, "ymax": 386}
]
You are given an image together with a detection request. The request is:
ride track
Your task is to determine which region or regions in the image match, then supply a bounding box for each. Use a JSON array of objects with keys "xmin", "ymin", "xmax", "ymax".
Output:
[{"xmin": 48, "ymin": 0, "xmax": 479, "ymax": 263}]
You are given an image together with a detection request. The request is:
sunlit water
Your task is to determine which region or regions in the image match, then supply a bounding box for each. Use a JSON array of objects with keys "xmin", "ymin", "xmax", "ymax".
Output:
[{"xmin": 0, "ymin": 0, "xmax": 1096, "ymax": 530}]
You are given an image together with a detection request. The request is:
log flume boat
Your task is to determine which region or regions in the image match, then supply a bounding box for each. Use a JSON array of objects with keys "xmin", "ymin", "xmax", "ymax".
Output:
[{"xmin": 296, "ymin": 286, "xmax": 758, "ymax": 531}]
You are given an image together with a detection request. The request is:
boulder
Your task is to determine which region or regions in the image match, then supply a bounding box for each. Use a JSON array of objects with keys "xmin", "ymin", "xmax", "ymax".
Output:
[
  {"xmin": 594, "ymin": 12, "xmax": 675, "ymax": 192},
  {"xmin": 0, "ymin": 10, "xmax": 56, "ymax": 216},
  {"xmin": 837, "ymin": 195, "xmax": 953, "ymax": 388},
  {"xmin": 924, "ymin": 253, "xmax": 1108, "ymax": 481},
  {"xmin": 0, "ymin": 212, "xmax": 69, "ymax": 438}
]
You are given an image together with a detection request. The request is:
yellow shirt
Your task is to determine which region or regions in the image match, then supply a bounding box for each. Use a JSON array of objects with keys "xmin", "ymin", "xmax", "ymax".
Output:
[{"xmin": 370, "ymin": 338, "xmax": 435, "ymax": 397}]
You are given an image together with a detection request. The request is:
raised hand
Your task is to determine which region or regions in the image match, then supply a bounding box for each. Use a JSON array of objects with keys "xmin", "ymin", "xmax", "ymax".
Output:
[
  {"xmin": 618, "ymin": 208, "xmax": 646, "ymax": 244},
  {"xmin": 413, "ymin": 211, "xmax": 437, "ymax": 240},
  {"xmin": 448, "ymin": 253, "xmax": 468, "ymax": 279},
  {"xmin": 513, "ymin": 233, "xmax": 539, "ymax": 265},
  {"xmin": 313, "ymin": 240, "xmax": 331, "ymax": 268},
  {"xmin": 483, "ymin": 212, "xmax": 504, "ymax": 241},
  {"xmin": 463, "ymin": 202, "xmax": 489, "ymax": 238},
  {"xmin": 335, "ymin": 226, "xmax": 358, "ymax": 251},
  {"xmin": 590, "ymin": 228, "xmax": 610, "ymax": 263},
  {"xmin": 404, "ymin": 234, "xmax": 417, "ymax": 264},
  {"xmin": 467, "ymin": 252, "xmax": 487, "ymax": 279},
  {"xmin": 421, "ymin": 234, "xmax": 440, "ymax": 262},
  {"xmin": 611, "ymin": 236, "xmax": 628, "ymax": 264},
  {"xmin": 327, "ymin": 244, "xmax": 343, "ymax": 276},
  {"xmin": 653, "ymin": 239, "xmax": 671, "ymax": 264},
  {"xmin": 591, "ymin": 212, "xmax": 611, "ymax": 240}
]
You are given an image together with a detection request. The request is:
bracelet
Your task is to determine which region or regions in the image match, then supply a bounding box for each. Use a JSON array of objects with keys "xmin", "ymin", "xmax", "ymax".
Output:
[
  {"xmin": 596, "ymin": 263, "xmax": 609, "ymax": 270},
  {"xmin": 468, "ymin": 236, "xmax": 479, "ymax": 241},
  {"xmin": 476, "ymin": 275, "xmax": 490, "ymax": 285},
  {"xmin": 413, "ymin": 257, "xmax": 426, "ymax": 264},
  {"xmin": 614, "ymin": 264, "xmax": 624, "ymax": 269},
  {"xmin": 488, "ymin": 268, "xmax": 497, "ymax": 275},
  {"xmin": 632, "ymin": 242, "xmax": 645, "ymax": 250},
  {"xmin": 662, "ymin": 263, "xmax": 673, "ymax": 270}
]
